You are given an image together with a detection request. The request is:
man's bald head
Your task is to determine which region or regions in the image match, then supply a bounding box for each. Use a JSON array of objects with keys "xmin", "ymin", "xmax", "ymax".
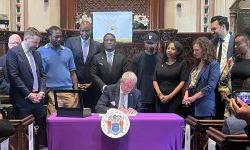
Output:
[
  {"xmin": 79, "ymin": 21, "xmax": 91, "ymax": 40},
  {"xmin": 8, "ymin": 34, "xmax": 22, "ymax": 49}
]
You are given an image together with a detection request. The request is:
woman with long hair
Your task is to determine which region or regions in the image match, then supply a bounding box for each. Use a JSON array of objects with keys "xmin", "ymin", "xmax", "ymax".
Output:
[
  {"xmin": 182, "ymin": 37, "xmax": 220, "ymax": 119},
  {"xmin": 153, "ymin": 41, "xmax": 188, "ymax": 113}
]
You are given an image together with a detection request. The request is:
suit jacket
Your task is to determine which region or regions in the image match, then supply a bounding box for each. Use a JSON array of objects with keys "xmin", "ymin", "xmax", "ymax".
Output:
[
  {"xmin": 188, "ymin": 60, "xmax": 220, "ymax": 117},
  {"xmin": 212, "ymin": 34, "xmax": 234, "ymax": 60},
  {"xmin": 0, "ymin": 55, "xmax": 9, "ymax": 95},
  {"xmin": 95, "ymin": 83, "xmax": 141, "ymax": 113},
  {"xmin": 6, "ymin": 44, "xmax": 46, "ymax": 108},
  {"xmin": 90, "ymin": 50, "xmax": 128, "ymax": 90},
  {"xmin": 222, "ymin": 115, "xmax": 247, "ymax": 135},
  {"xmin": 65, "ymin": 36, "xmax": 101, "ymax": 83}
]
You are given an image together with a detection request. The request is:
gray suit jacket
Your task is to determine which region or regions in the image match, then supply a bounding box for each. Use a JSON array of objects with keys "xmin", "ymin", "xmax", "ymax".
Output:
[
  {"xmin": 95, "ymin": 83, "xmax": 141, "ymax": 114},
  {"xmin": 65, "ymin": 36, "xmax": 101, "ymax": 83},
  {"xmin": 222, "ymin": 115, "xmax": 247, "ymax": 135}
]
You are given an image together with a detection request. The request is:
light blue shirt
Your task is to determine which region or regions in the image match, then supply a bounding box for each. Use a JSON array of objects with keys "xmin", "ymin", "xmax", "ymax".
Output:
[{"xmin": 38, "ymin": 43, "xmax": 76, "ymax": 89}]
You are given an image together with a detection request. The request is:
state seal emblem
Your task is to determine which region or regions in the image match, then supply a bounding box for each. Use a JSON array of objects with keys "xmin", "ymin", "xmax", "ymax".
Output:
[{"xmin": 101, "ymin": 108, "xmax": 130, "ymax": 138}]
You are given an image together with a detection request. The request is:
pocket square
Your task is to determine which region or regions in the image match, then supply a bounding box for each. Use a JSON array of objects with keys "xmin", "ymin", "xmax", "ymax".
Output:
[{"xmin": 110, "ymin": 101, "xmax": 116, "ymax": 106}]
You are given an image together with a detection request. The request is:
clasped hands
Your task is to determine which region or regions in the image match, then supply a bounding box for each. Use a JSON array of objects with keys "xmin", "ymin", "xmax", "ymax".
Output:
[
  {"xmin": 28, "ymin": 91, "xmax": 45, "ymax": 103},
  {"xmin": 158, "ymin": 94, "xmax": 172, "ymax": 103},
  {"xmin": 182, "ymin": 96, "xmax": 195, "ymax": 107}
]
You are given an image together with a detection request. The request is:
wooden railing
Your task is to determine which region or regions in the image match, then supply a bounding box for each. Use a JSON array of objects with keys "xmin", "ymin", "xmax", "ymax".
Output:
[
  {"xmin": 185, "ymin": 115, "xmax": 224, "ymax": 150},
  {"xmin": 207, "ymin": 127, "xmax": 250, "ymax": 150}
]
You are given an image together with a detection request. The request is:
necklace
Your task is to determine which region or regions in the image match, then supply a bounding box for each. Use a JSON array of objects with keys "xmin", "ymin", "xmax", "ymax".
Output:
[{"xmin": 166, "ymin": 60, "xmax": 176, "ymax": 65}]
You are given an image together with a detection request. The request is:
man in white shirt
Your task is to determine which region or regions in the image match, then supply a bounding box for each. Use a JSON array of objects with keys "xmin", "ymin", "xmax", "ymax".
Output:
[
  {"xmin": 210, "ymin": 16, "xmax": 234, "ymax": 119},
  {"xmin": 95, "ymin": 71, "xmax": 141, "ymax": 114}
]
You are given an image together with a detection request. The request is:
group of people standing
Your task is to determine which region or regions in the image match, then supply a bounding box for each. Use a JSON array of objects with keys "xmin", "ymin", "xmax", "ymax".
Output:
[{"xmin": 1, "ymin": 15, "xmax": 250, "ymax": 124}]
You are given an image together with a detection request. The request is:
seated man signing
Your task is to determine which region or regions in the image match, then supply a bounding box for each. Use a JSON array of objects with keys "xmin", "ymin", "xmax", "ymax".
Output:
[{"xmin": 95, "ymin": 71, "xmax": 141, "ymax": 114}]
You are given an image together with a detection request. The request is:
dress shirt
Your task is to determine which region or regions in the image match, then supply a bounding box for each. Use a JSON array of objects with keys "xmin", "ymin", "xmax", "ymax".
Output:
[
  {"xmin": 105, "ymin": 50, "xmax": 114, "ymax": 67},
  {"xmin": 21, "ymin": 42, "xmax": 38, "ymax": 91},
  {"xmin": 119, "ymin": 87, "xmax": 128, "ymax": 109},
  {"xmin": 80, "ymin": 37, "xmax": 90, "ymax": 63},
  {"xmin": 216, "ymin": 33, "xmax": 230, "ymax": 73}
]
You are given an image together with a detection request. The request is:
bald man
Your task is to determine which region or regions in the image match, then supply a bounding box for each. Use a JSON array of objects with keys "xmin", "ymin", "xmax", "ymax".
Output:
[
  {"xmin": 0, "ymin": 34, "xmax": 22, "ymax": 95},
  {"xmin": 8, "ymin": 34, "xmax": 22, "ymax": 49},
  {"xmin": 65, "ymin": 21, "xmax": 101, "ymax": 111}
]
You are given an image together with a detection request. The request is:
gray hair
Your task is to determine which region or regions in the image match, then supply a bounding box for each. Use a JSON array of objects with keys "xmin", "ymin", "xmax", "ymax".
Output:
[{"xmin": 120, "ymin": 71, "xmax": 137, "ymax": 84}]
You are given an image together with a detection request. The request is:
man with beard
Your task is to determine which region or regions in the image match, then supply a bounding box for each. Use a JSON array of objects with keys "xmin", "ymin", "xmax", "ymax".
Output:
[
  {"xmin": 38, "ymin": 26, "xmax": 78, "ymax": 116},
  {"xmin": 65, "ymin": 21, "xmax": 101, "ymax": 111},
  {"xmin": 131, "ymin": 32, "xmax": 162, "ymax": 112},
  {"xmin": 210, "ymin": 16, "xmax": 234, "ymax": 119},
  {"xmin": 6, "ymin": 27, "xmax": 46, "ymax": 147},
  {"xmin": 90, "ymin": 33, "xmax": 127, "ymax": 103}
]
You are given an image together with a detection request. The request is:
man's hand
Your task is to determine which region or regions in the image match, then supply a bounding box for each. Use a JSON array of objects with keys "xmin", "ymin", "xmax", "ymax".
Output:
[
  {"xmin": 28, "ymin": 93, "xmax": 39, "ymax": 103},
  {"xmin": 37, "ymin": 92, "xmax": 45, "ymax": 101},
  {"xmin": 127, "ymin": 108, "xmax": 137, "ymax": 114},
  {"xmin": 118, "ymin": 108, "xmax": 137, "ymax": 114},
  {"xmin": 78, "ymin": 83, "xmax": 92, "ymax": 90}
]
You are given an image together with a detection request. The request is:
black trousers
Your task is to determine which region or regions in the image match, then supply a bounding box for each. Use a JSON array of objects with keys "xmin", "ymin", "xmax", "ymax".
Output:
[{"xmin": 214, "ymin": 89, "xmax": 225, "ymax": 119}]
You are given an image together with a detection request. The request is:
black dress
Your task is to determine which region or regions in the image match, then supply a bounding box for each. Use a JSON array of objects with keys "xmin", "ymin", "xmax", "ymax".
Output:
[
  {"xmin": 231, "ymin": 58, "xmax": 250, "ymax": 91},
  {"xmin": 153, "ymin": 60, "xmax": 188, "ymax": 113}
]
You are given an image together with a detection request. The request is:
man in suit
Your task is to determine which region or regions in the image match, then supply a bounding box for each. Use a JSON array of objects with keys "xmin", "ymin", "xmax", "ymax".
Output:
[
  {"xmin": 6, "ymin": 27, "xmax": 46, "ymax": 146},
  {"xmin": 65, "ymin": 21, "xmax": 101, "ymax": 110},
  {"xmin": 90, "ymin": 33, "xmax": 127, "ymax": 108},
  {"xmin": 210, "ymin": 16, "xmax": 234, "ymax": 119},
  {"xmin": 95, "ymin": 71, "xmax": 141, "ymax": 114},
  {"xmin": 6, "ymin": 27, "xmax": 46, "ymax": 120},
  {"xmin": 0, "ymin": 34, "xmax": 22, "ymax": 95}
]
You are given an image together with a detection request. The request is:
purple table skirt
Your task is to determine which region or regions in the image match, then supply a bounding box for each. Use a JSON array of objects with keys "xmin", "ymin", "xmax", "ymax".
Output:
[{"xmin": 47, "ymin": 113, "xmax": 184, "ymax": 150}]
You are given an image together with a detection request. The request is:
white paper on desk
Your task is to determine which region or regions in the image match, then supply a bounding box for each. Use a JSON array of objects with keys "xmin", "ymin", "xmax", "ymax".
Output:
[
  {"xmin": 208, "ymin": 138, "xmax": 216, "ymax": 150},
  {"xmin": 184, "ymin": 124, "xmax": 191, "ymax": 150},
  {"xmin": 0, "ymin": 138, "xmax": 9, "ymax": 150},
  {"xmin": 99, "ymin": 113, "xmax": 137, "ymax": 117},
  {"xmin": 28, "ymin": 123, "xmax": 34, "ymax": 150}
]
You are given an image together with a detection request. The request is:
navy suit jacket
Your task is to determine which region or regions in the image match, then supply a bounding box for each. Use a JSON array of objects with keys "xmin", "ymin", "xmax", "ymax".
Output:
[
  {"xmin": 65, "ymin": 36, "xmax": 101, "ymax": 83},
  {"xmin": 6, "ymin": 44, "xmax": 46, "ymax": 108},
  {"xmin": 0, "ymin": 55, "xmax": 9, "ymax": 95},
  {"xmin": 95, "ymin": 83, "xmax": 141, "ymax": 114},
  {"xmin": 90, "ymin": 50, "xmax": 127, "ymax": 90},
  {"xmin": 188, "ymin": 60, "xmax": 220, "ymax": 117}
]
